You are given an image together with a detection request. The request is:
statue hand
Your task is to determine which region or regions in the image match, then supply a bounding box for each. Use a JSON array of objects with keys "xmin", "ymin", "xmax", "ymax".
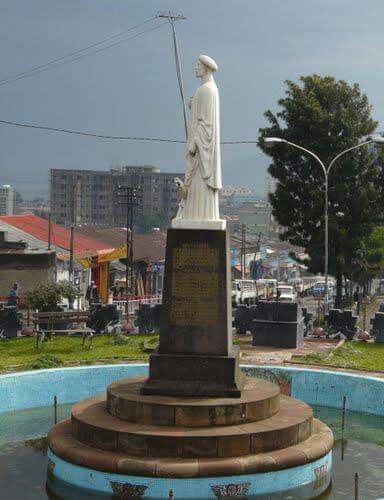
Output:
[{"xmin": 188, "ymin": 141, "xmax": 197, "ymax": 155}]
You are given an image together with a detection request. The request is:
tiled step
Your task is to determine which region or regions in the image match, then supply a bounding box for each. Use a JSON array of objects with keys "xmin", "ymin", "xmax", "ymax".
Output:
[
  {"xmin": 71, "ymin": 395, "xmax": 313, "ymax": 459},
  {"xmin": 107, "ymin": 376, "xmax": 280, "ymax": 427},
  {"xmin": 49, "ymin": 418, "xmax": 332, "ymax": 478}
]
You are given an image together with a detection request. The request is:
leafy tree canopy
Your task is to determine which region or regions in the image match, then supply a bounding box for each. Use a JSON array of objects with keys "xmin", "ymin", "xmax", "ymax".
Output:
[
  {"xmin": 259, "ymin": 75, "xmax": 384, "ymax": 297},
  {"xmin": 350, "ymin": 226, "xmax": 384, "ymax": 286}
]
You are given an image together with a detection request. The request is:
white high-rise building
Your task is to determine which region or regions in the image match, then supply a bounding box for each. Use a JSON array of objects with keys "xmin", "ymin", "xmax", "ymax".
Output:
[{"xmin": 0, "ymin": 185, "xmax": 15, "ymax": 215}]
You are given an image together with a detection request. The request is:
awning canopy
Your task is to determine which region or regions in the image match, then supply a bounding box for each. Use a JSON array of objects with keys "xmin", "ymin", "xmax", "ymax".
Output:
[{"xmin": 63, "ymin": 244, "xmax": 128, "ymax": 268}]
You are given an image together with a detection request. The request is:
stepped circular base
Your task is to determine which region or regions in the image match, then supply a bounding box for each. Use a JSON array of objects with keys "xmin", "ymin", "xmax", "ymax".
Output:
[
  {"xmin": 49, "ymin": 418, "xmax": 333, "ymax": 478},
  {"xmin": 107, "ymin": 376, "xmax": 280, "ymax": 426},
  {"xmin": 47, "ymin": 374, "xmax": 334, "ymax": 497},
  {"xmin": 72, "ymin": 394, "xmax": 313, "ymax": 459},
  {"xmin": 47, "ymin": 424, "xmax": 333, "ymax": 498}
]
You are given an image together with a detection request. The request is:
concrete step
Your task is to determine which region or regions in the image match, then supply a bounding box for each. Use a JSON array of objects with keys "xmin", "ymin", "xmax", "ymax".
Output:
[
  {"xmin": 71, "ymin": 395, "xmax": 313, "ymax": 459},
  {"xmin": 48, "ymin": 418, "xmax": 332, "ymax": 478},
  {"xmin": 107, "ymin": 376, "xmax": 280, "ymax": 427}
]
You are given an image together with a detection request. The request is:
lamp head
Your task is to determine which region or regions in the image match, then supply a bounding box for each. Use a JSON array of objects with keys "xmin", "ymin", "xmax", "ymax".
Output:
[
  {"xmin": 264, "ymin": 137, "xmax": 284, "ymax": 144},
  {"xmin": 372, "ymin": 135, "xmax": 384, "ymax": 145}
]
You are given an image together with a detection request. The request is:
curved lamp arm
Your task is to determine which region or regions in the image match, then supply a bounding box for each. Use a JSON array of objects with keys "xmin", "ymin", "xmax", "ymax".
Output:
[
  {"xmin": 327, "ymin": 140, "xmax": 373, "ymax": 175},
  {"xmin": 265, "ymin": 138, "xmax": 327, "ymax": 178}
]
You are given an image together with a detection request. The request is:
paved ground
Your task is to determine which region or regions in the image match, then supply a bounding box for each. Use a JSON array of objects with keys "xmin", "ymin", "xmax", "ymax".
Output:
[{"xmin": 234, "ymin": 333, "xmax": 340, "ymax": 364}]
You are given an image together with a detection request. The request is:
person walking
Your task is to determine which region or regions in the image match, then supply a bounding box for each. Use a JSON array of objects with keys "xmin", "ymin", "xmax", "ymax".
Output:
[
  {"xmin": 85, "ymin": 281, "xmax": 100, "ymax": 307},
  {"xmin": 110, "ymin": 282, "xmax": 118, "ymax": 299},
  {"xmin": 7, "ymin": 283, "xmax": 19, "ymax": 307}
]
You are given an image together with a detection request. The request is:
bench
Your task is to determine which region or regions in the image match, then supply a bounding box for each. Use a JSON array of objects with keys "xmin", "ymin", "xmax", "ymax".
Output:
[{"xmin": 33, "ymin": 310, "xmax": 94, "ymax": 349}]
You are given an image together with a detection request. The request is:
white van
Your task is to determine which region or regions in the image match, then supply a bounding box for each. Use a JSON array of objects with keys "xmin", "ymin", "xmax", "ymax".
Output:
[
  {"xmin": 232, "ymin": 280, "xmax": 258, "ymax": 306},
  {"xmin": 276, "ymin": 285, "xmax": 297, "ymax": 303}
]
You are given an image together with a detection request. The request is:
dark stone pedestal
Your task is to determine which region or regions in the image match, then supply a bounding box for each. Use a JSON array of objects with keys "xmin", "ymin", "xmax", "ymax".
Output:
[
  {"xmin": 250, "ymin": 301, "xmax": 304, "ymax": 348},
  {"xmin": 141, "ymin": 349, "xmax": 244, "ymax": 397},
  {"xmin": 371, "ymin": 312, "xmax": 384, "ymax": 342},
  {"xmin": 141, "ymin": 227, "xmax": 245, "ymax": 397}
]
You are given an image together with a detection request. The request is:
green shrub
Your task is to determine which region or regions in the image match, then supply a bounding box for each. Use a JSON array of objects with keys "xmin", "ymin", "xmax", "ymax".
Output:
[
  {"xmin": 142, "ymin": 337, "xmax": 159, "ymax": 352},
  {"xmin": 26, "ymin": 281, "xmax": 77, "ymax": 311}
]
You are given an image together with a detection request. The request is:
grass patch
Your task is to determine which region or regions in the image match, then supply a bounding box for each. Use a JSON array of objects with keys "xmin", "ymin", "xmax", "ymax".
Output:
[
  {"xmin": 25, "ymin": 354, "xmax": 63, "ymax": 370},
  {"xmin": 0, "ymin": 334, "xmax": 158, "ymax": 372},
  {"xmin": 292, "ymin": 341, "xmax": 384, "ymax": 371},
  {"xmin": 291, "ymin": 352, "xmax": 328, "ymax": 364},
  {"xmin": 111, "ymin": 334, "xmax": 131, "ymax": 346}
]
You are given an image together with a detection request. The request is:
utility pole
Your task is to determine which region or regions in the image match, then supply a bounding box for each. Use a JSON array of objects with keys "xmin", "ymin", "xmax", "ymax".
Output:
[
  {"xmin": 48, "ymin": 208, "xmax": 52, "ymax": 251},
  {"xmin": 118, "ymin": 183, "xmax": 142, "ymax": 300},
  {"xmin": 69, "ymin": 181, "xmax": 80, "ymax": 286},
  {"xmin": 251, "ymin": 232, "xmax": 262, "ymax": 279},
  {"xmin": 241, "ymin": 224, "xmax": 246, "ymax": 280},
  {"xmin": 157, "ymin": 11, "xmax": 188, "ymax": 138}
]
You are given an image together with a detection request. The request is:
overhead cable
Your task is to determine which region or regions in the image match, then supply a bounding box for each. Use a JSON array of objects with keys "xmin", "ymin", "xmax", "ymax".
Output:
[
  {"xmin": 0, "ymin": 119, "xmax": 258, "ymax": 144},
  {"xmin": 0, "ymin": 17, "xmax": 163, "ymax": 87}
]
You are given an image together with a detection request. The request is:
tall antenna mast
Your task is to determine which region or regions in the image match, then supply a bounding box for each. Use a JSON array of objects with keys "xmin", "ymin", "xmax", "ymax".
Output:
[{"xmin": 157, "ymin": 11, "xmax": 188, "ymax": 139}]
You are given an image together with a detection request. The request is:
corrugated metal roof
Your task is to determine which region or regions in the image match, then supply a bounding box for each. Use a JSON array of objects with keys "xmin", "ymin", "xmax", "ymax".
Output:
[
  {"xmin": 76, "ymin": 227, "xmax": 166, "ymax": 262},
  {"xmin": 0, "ymin": 219, "xmax": 51, "ymax": 251},
  {"xmin": 0, "ymin": 214, "xmax": 110, "ymax": 254}
]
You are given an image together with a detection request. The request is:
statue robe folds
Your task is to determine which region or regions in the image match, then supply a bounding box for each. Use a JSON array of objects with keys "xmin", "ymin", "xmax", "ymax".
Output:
[{"xmin": 183, "ymin": 80, "xmax": 222, "ymax": 220}]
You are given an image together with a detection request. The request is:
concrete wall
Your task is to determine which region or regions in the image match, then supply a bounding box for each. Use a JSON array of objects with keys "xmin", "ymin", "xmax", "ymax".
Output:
[
  {"xmin": 1, "ymin": 364, "xmax": 383, "ymax": 416},
  {"xmin": 0, "ymin": 252, "xmax": 55, "ymax": 296}
]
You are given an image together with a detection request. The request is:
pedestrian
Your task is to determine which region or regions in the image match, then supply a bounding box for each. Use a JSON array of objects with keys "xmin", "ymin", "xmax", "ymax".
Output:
[
  {"xmin": 379, "ymin": 300, "xmax": 384, "ymax": 313},
  {"xmin": 7, "ymin": 282, "xmax": 19, "ymax": 307},
  {"xmin": 85, "ymin": 281, "xmax": 100, "ymax": 307},
  {"xmin": 110, "ymin": 281, "xmax": 118, "ymax": 299}
]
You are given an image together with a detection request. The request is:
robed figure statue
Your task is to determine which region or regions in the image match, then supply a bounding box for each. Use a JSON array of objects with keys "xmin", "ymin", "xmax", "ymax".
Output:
[{"xmin": 173, "ymin": 55, "xmax": 224, "ymax": 227}]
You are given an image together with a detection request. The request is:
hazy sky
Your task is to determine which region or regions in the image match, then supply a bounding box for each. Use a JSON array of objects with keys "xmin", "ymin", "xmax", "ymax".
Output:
[{"xmin": 1, "ymin": 0, "xmax": 384, "ymax": 198}]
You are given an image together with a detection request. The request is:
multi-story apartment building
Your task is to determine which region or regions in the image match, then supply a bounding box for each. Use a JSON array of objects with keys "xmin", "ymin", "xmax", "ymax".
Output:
[
  {"xmin": 50, "ymin": 166, "xmax": 183, "ymax": 227},
  {"xmin": 0, "ymin": 185, "xmax": 15, "ymax": 216}
]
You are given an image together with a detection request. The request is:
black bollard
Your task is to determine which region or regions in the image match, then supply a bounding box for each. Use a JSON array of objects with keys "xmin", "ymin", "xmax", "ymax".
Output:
[
  {"xmin": 341, "ymin": 395, "xmax": 347, "ymax": 460},
  {"xmin": 54, "ymin": 395, "xmax": 58, "ymax": 424}
]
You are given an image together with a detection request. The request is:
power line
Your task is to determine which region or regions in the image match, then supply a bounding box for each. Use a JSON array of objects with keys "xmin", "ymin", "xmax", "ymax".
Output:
[
  {"xmin": 0, "ymin": 119, "xmax": 184, "ymax": 142},
  {"xmin": 0, "ymin": 118, "xmax": 258, "ymax": 144},
  {"xmin": 157, "ymin": 12, "xmax": 188, "ymax": 138},
  {"xmin": 0, "ymin": 17, "xmax": 163, "ymax": 87}
]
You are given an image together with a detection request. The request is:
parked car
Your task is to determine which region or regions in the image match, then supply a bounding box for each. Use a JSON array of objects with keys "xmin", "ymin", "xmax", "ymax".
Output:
[
  {"xmin": 232, "ymin": 280, "xmax": 258, "ymax": 306},
  {"xmin": 276, "ymin": 285, "xmax": 297, "ymax": 303},
  {"xmin": 312, "ymin": 281, "xmax": 333, "ymax": 297}
]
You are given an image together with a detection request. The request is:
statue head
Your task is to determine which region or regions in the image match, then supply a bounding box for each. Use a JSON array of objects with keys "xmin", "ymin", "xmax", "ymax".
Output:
[{"xmin": 195, "ymin": 54, "xmax": 218, "ymax": 78}]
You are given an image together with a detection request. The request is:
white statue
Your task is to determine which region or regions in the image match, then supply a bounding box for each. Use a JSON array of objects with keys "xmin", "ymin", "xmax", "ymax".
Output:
[{"xmin": 172, "ymin": 54, "xmax": 225, "ymax": 230}]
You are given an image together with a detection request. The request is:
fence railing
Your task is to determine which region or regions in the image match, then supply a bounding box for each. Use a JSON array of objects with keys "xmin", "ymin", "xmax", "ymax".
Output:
[{"xmin": 113, "ymin": 294, "xmax": 162, "ymax": 315}]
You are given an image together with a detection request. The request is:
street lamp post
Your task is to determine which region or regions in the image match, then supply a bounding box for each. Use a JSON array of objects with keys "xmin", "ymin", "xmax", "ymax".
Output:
[{"xmin": 264, "ymin": 136, "xmax": 384, "ymax": 309}]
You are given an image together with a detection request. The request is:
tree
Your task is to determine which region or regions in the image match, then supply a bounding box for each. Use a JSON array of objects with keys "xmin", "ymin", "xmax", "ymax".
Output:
[
  {"xmin": 350, "ymin": 226, "xmax": 384, "ymax": 294},
  {"xmin": 259, "ymin": 75, "xmax": 384, "ymax": 305}
]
